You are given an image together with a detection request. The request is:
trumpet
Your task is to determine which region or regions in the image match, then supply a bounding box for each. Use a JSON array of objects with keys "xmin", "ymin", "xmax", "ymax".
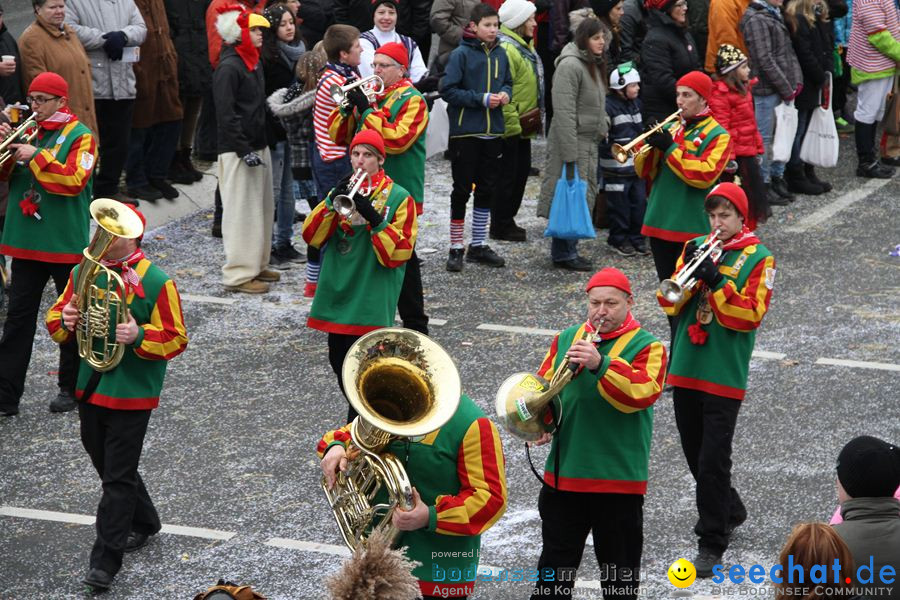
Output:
[
  {"xmin": 659, "ymin": 230, "xmax": 723, "ymax": 303},
  {"xmin": 611, "ymin": 109, "xmax": 682, "ymax": 163},
  {"xmin": 333, "ymin": 168, "xmax": 373, "ymax": 218},
  {"xmin": 0, "ymin": 115, "xmax": 39, "ymax": 168},
  {"xmin": 329, "ymin": 75, "xmax": 385, "ymax": 110}
]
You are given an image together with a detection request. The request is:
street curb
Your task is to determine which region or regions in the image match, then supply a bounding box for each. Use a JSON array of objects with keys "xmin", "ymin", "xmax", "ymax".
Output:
[{"xmin": 138, "ymin": 165, "xmax": 218, "ymax": 232}]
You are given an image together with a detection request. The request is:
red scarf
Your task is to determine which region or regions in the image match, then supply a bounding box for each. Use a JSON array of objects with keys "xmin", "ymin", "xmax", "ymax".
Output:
[
  {"xmin": 37, "ymin": 106, "xmax": 76, "ymax": 134},
  {"xmin": 594, "ymin": 312, "xmax": 641, "ymax": 342},
  {"xmin": 101, "ymin": 249, "xmax": 146, "ymax": 299}
]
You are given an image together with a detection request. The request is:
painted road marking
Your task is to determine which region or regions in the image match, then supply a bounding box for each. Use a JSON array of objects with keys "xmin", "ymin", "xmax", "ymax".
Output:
[
  {"xmin": 181, "ymin": 294, "xmax": 237, "ymax": 306},
  {"xmin": 785, "ymin": 178, "xmax": 892, "ymax": 233},
  {"xmin": 476, "ymin": 323, "xmax": 559, "ymax": 336},
  {"xmin": 815, "ymin": 358, "xmax": 900, "ymax": 373},
  {"xmin": 751, "ymin": 350, "xmax": 787, "ymax": 360}
]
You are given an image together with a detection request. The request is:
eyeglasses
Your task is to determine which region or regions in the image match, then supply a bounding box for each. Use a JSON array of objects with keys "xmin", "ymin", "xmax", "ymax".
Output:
[
  {"xmin": 674, "ymin": 1, "xmax": 688, "ymax": 7},
  {"xmin": 371, "ymin": 62, "xmax": 398, "ymax": 70},
  {"xmin": 26, "ymin": 95, "xmax": 60, "ymax": 106}
]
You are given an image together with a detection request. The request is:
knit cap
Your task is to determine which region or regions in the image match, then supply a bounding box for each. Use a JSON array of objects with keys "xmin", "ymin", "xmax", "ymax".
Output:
[
  {"xmin": 716, "ymin": 43, "xmax": 748, "ymax": 75},
  {"xmin": 498, "ymin": 0, "xmax": 536, "ymax": 30},
  {"xmin": 837, "ymin": 436, "xmax": 900, "ymax": 498}
]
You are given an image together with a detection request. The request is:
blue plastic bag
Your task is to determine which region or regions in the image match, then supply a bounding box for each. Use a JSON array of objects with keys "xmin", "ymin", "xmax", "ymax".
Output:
[{"xmin": 543, "ymin": 164, "xmax": 596, "ymax": 240}]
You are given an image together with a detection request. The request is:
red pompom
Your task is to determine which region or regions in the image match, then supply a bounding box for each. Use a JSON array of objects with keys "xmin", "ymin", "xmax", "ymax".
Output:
[{"xmin": 687, "ymin": 322, "xmax": 709, "ymax": 345}]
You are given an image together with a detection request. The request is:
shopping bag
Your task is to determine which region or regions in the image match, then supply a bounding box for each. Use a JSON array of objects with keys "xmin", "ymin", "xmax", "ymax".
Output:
[
  {"xmin": 800, "ymin": 74, "xmax": 839, "ymax": 168},
  {"xmin": 772, "ymin": 101, "xmax": 798, "ymax": 163},
  {"xmin": 543, "ymin": 164, "xmax": 596, "ymax": 240},
  {"xmin": 425, "ymin": 98, "xmax": 449, "ymax": 159},
  {"xmin": 881, "ymin": 75, "xmax": 900, "ymax": 136}
]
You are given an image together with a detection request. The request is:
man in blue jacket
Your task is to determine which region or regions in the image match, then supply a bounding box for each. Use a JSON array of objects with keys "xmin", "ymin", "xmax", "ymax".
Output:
[{"xmin": 440, "ymin": 2, "xmax": 512, "ymax": 273}]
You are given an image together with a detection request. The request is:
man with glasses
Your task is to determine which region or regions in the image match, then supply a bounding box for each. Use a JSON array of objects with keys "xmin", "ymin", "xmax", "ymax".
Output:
[
  {"xmin": 327, "ymin": 41, "xmax": 431, "ymax": 335},
  {"xmin": 0, "ymin": 72, "xmax": 96, "ymax": 416}
]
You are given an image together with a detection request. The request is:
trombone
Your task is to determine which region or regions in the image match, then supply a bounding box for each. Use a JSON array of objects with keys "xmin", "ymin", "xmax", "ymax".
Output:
[
  {"xmin": 332, "ymin": 168, "xmax": 373, "ymax": 218},
  {"xmin": 329, "ymin": 75, "xmax": 385, "ymax": 110},
  {"xmin": 0, "ymin": 115, "xmax": 39, "ymax": 168},
  {"xmin": 658, "ymin": 230, "xmax": 723, "ymax": 303},
  {"xmin": 611, "ymin": 109, "xmax": 682, "ymax": 164}
]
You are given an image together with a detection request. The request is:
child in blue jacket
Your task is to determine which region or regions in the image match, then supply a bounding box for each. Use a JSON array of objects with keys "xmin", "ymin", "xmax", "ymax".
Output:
[{"xmin": 440, "ymin": 3, "xmax": 513, "ymax": 273}]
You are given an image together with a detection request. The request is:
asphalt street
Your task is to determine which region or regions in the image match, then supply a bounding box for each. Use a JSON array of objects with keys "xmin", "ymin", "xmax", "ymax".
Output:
[{"xmin": 0, "ymin": 131, "xmax": 898, "ymax": 600}]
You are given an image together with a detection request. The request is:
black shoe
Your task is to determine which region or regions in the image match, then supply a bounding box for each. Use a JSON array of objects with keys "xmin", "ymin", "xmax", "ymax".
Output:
[
  {"xmin": 148, "ymin": 178, "xmax": 179, "ymax": 200},
  {"xmin": 211, "ymin": 222, "xmax": 222, "ymax": 238},
  {"xmin": 857, "ymin": 160, "xmax": 895, "ymax": 178},
  {"xmin": 446, "ymin": 248, "xmax": 464, "ymax": 272},
  {"xmin": 127, "ymin": 185, "xmax": 163, "ymax": 202},
  {"xmin": 125, "ymin": 531, "xmax": 152, "ymax": 553},
  {"xmin": 0, "ymin": 403, "xmax": 19, "ymax": 417},
  {"xmin": 529, "ymin": 166, "xmax": 540, "ymax": 177},
  {"xmin": 726, "ymin": 512, "xmax": 747, "ymax": 536},
  {"xmin": 49, "ymin": 389, "xmax": 77, "ymax": 413},
  {"xmin": 280, "ymin": 244, "xmax": 306, "ymax": 264},
  {"xmin": 694, "ymin": 549, "xmax": 723, "ymax": 578},
  {"xmin": 553, "ymin": 256, "xmax": 592, "ymax": 271},
  {"xmin": 784, "ymin": 167, "xmax": 825, "ymax": 195},
  {"xmin": 293, "ymin": 210, "xmax": 307, "ymax": 224},
  {"xmin": 881, "ymin": 155, "xmax": 900, "ymax": 167},
  {"xmin": 489, "ymin": 225, "xmax": 526, "ymax": 242},
  {"xmin": 766, "ymin": 185, "xmax": 790, "ymax": 206},
  {"xmin": 465, "ymin": 244, "xmax": 505, "ymax": 267},
  {"xmin": 770, "ymin": 176, "xmax": 795, "ymax": 201},
  {"xmin": 803, "ymin": 165, "xmax": 832, "ymax": 192},
  {"xmin": 632, "ymin": 241, "xmax": 651, "ymax": 256},
  {"xmin": 268, "ymin": 246, "xmax": 291, "ymax": 271},
  {"xmin": 610, "ymin": 243, "xmax": 636, "ymax": 257},
  {"xmin": 83, "ymin": 568, "xmax": 113, "ymax": 591},
  {"xmin": 179, "ymin": 147, "xmax": 204, "ymax": 182}
]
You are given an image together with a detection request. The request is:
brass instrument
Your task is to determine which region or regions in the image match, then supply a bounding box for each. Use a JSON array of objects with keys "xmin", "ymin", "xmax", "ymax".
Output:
[
  {"xmin": 659, "ymin": 230, "xmax": 723, "ymax": 303},
  {"xmin": 329, "ymin": 75, "xmax": 385, "ymax": 110},
  {"xmin": 495, "ymin": 320, "xmax": 603, "ymax": 442},
  {"xmin": 322, "ymin": 328, "xmax": 461, "ymax": 551},
  {"xmin": 74, "ymin": 198, "xmax": 145, "ymax": 372},
  {"xmin": 332, "ymin": 168, "xmax": 373, "ymax": 219},
  {"xmin": 0, "ymin": 115, "xmax": 39, "ymax": 168},
  {"xmin": 611, "ymin": 109, "xmax": 682, "ymax": 164}
]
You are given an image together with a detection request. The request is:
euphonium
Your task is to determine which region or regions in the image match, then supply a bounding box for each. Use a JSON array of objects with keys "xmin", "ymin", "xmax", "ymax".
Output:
[
  {"xmin": 658, "ymin": 230, "xmax": 723, "ymax": 303},
  {"xmin": 611, "ymin": 109, "xmax": 682, "ymax": 164},
  {"xmin": 0, "ymin": 115, "xmax": 39, "ymax": 168},
  {"xmin": 74, "ymin": 198, "xmax": 145, "ymax": 372},
  {"xmin": 322, "ymin": 328, "xmax": 461, "ymax": 551},
  {"xmin": 495, "ymin": 320, "xmax": 602, "ymax": 442}
]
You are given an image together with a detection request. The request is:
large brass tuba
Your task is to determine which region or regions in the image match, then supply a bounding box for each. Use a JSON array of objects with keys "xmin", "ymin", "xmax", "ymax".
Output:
[
  {"xmin": 495, "ymin": 321, "xmax": 601, "ymax": 441},
  {"xmin": 322, "ymin": 328, "xmax": 461, "ymax": 551},
  {"xmin": 74, "ymin": 198, "xmax": 145, "ymax": 372}
]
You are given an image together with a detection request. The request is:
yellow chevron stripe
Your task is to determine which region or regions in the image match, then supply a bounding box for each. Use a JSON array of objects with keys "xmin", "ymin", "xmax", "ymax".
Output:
[
  {"xmin": 712, "ymin": 256, "xmax": 774, "ymax": 324},
  {"xmin": 139, "ymin": 281, "xmax": 187, "ymax": 358},
  {"xmin": 599, "ymin": 343, "xmax": 666, "ymax": 413}
]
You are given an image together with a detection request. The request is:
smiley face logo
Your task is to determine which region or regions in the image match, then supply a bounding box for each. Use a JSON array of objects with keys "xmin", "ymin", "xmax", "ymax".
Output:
[{"xmin": 668, "ymin": 558, "xmax": 696, "ymax": 588}]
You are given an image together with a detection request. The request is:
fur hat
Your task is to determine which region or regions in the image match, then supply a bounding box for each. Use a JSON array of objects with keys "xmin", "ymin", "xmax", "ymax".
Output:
[
  {"xmin": 676, "ymin": 70, "xmax": 713, "ymax": 100},
  {"xmin": 498, "ymin": 0, "xmax": 536, "ymax": 30},
  {"xmin": 837, "ymin": 436, "xmax": 900, "ymax": 499},
  {"xmin": 216, "ymin": 7, "xmax": 268, "ymax": 45},
  {"xmin": 716, "ymin": 43, "xmax": 748, "ymax": 75}
]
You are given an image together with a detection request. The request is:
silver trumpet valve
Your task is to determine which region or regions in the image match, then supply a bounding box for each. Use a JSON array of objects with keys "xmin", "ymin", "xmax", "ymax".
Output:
[
  {"xmin": 332, "ymin": 168, "xmax": 373, "ymax": 218},
  {"xmin": 329, "ymin": 75, "xmax": 385, "ymax": 110},
  {"xmin": 659, "ymin": 229, "xmax": 723, "ymax": 303}
]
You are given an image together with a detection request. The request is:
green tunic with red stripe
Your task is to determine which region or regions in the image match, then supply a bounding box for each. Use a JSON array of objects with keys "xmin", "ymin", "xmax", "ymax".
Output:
[
  {"xmin": 317, "ymin": 395, "xmax": 507, "ymax": 597},
  {"xmin": 659, "ymin": 236, "xmax": 775, "ymax": 400},
  {"xmin": 539, "ymin": 322, "xmax": 667, "ymax": 493},
  {"xmin": 0, "ymin": 119, "xmax": 95, "ymax": 263},
  {"xmin": 635, "ymin": 115, "xmax": 732, "ymax": 243}
]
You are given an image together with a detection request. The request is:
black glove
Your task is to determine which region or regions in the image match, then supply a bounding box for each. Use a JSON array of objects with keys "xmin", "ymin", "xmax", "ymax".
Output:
[
  {"xmin": 332, "ymin": 172, "xmax": 354, "ymax": 198},
  {"xmin": 346, "ymin": 87, "xmax": 371, "ymax": 115},
  {"xmin": 352, "ymin": 194, "xmax": 383, "ymax": 227},
  {"xmin": 101, "ymin": 31, "xmax": 128, "ymax": 61},
  {"xmin": 683, "ymin": 240, "xmax": 699, "ymax": 260},
  {"xmin": 695, "ymin": 256, "xmax": 723, "ymax": 287},
  {"xmin": 242, "ymin": 151, "xmax": 263, "ymax": 167},
  {"xmin": 414, "ymin": 75, "xmax": 440, "ymax": 93},
  {"xmin": 646, "ymin": 128, "xmax": 674, "ymax": 151}
]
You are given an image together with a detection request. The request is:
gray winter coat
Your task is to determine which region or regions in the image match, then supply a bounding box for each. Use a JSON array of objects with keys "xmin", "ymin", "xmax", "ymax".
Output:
[
  {"xmin": 833, "ymin": 497, "xmax": 900, "ymax": 600},
  {"xmin": 429, "ymin": 0, "xmax": 480, "ymax": 70},
  {"xmin": 65, "ymin": 0, "xmax": 147, "ymax": 100},
  {"xmin": 538, "ymin": 42, "xmax": 608, "ymax": 218}
]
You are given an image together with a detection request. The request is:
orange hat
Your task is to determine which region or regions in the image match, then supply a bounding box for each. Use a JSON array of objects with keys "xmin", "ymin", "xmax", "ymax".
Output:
[
  {"xmin": 707, "ymin": 182, "xmax": 748, "ymax": 220},
  {"xmin": 28, "ymin": 72, "xmax": 68, "ymax": 99},
  {"xmin": 585, "ymin": 267, "xmax": 632, "ymax": 295},
  {"xmin": 676, "ymin": 70, "xmax": 712, "ymax": 100},
  {"xmin": 375, "ymin": 42, "xmax": 409, "ymax": 69},
  {"xmin": 350, "ymin": 129, "xmax": 386, "ymax": 157}
]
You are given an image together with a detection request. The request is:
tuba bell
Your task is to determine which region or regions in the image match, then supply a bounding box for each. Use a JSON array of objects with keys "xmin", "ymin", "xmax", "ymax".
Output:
[
  {"xmin": 73, "ymin": 198, "xmax": 145, "ymax": 372},
  {"xmin": 322, "ymin": 328, "xmax": 461, "ymax": 551}
]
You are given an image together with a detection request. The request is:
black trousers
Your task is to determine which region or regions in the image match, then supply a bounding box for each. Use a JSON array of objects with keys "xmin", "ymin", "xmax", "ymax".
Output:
[
  {"xmin": 531, "ymin": 486, "xmax": 644, "ymax": 600},
  {"xmin": 398, "ymin": 250, "xmax": 428, "ymax": 335},
  {"xmin": 491, "ymin": 135, "xmax": 531, "ymax": 232},
  {"xmin": 195, "ymin": 85, "xmax": 219, "ymax": 160},
  {"xmin": 449, "ymin": 137, "xmax": 502, "ymax": 221},
  {"xmin": 327, "ymin": 332, "xmax": 361, "ymax": 423},
  {"xmin": 649, "ymin": 237, "xmax": 685, "ymax": 345},
  {"xmin": 672, "ymin": 387, "xmax": 746, "ymax": 554},
  {"xmin": 93, "ymin": 99, "xmax": 136, "ymax": 196},
  {"xmin": 79, "ymin": 402, "xmax": 161, "ymax": 575},
  {"xmin": 605, "ymin": 177, "xmax": 647, "ymax": 247},
  {"xmin": 0, "ymin": 258, "xmax": 78, "ymax": 410}
]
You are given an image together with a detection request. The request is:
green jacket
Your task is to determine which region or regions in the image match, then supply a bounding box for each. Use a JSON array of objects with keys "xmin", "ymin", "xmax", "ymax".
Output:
[{"xmin": 500, "ymin": 26, "xmax": 540, "ymax": 139}]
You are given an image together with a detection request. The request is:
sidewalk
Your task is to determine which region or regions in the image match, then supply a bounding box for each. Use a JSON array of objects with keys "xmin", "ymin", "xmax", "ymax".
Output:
[{"xmin": 137, "ymin": 164, "xmax": 217, "ymax": 231}]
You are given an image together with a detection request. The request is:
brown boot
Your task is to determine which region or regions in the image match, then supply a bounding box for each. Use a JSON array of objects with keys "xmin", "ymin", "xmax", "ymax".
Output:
[
  {"xmin": 255, "ymin": 269, "xmax": 282, "ymax": 282},
  {"xmin": 225, "ymin": 280, "xmax": 270, "ymax": 294}
]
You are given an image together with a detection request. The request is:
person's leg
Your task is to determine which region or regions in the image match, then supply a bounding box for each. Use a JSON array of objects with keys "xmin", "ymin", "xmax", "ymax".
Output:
[
  {"xmin": 649, "ymin": 237, "xmax": 683, "ymax": 343},
  {"xmin": 49, "ymin": 262, "xmax": 79, "ymax": 396},
  {"xmin": 604, "ymin": 184, "xmax": 629, "ymax": 249},
  {"xmin": 550, "ymin": 238, "xmax": 578, "ymax": 263},
  {"xmin": 753, "ymin": 93, "xmax": 778, "ymax": 183},
  {"xmin": 510, "ymin": 137, "xmax": 532, "ymax": 224},
  {"xmin": 219, "ymin": 152, "xmax": 268, "ymax": 288},
  {"xmin": 591, "ymin": 494, "xmax": 644, "ymax": 600},
  {"xmin": 194, "ymin": 87, "xmax": 218, "ymax": 161},
  {"xmin": 258, "ymin": 146, "xmax": 275, "ymax": 275},
  {"xmin": 397, "ymin": 249, "xmax": 429, "ymax": 335},
  {"xmin": 490, "ymin": 135, "xmax": 519, "ymax": 235},
  {"xmin": 145, "ymin": 120, "xmax": 183, "ymax": 180},
  {"xmin": 448, "ymin": 137, "xmax": 479, "ymax": 245},
  {"xmin": 855, "ymin": 77, "xmax": 895, "ymax": 177},
  {"xmin": 327, "ymin": 333, "xmax": 361, "ymax": 423},
  {"xmin": 673, "ymin": 387, "xmax": 704, "ymax": 481},
  {"xmin": 124, "ymin": 126, "xmax": 150, "ymax": 190},
  {"xmin": 93, "ymin": 100, "xmax": 136, "ymax": 197},
  {"xmin": 468, "ymin": 138, "xmax": 504, "ymax": 265},
  {"xmin": 0, "ymin": 259, "xmax": 51, "ymax": 413},
  {"xmin": 531, "ymin": 486, "xmax": 591, "ymax": 599},
  {"xmin": 272, "ymin": 141, "xmax": 297, "ymax": 248},
  {"xmin": 626, "ymin": 178, "xmax": 648, "ymax": 249}
]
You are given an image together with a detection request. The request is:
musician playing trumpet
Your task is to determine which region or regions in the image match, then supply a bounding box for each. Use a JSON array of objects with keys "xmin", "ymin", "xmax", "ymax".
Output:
[
  {"xmin": 530, "ymin": 268, "xmax": 667, "ymax": 600},
  {"xmin": 656, "ymin": 182, "xmax": 775, "ymax": 578},
  {"xmin": 302, "ymin": 130, "xmax": 417, "ymax": 423}
]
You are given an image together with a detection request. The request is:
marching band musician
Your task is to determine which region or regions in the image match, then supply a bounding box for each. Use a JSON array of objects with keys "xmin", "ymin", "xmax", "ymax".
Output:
[
  {"xmin": 531, "ymin": 268, "xmax": 668, "ymax": 600},
  {"xmin": 318, "ymin": 393, "xmax": 507, "ymax": 600},
  {"xmin": 327, "ymin": 41, "xmax": 431, "ymax": 335},
  {"xmin": 0, "ymin": 71, "xmax": 95, "ymax": 417},
  {"xmin": 45, "ymin": 204, "xmax": 188, "ymax": 592},
  {"xmin": 302, "ymin": 129, "xmax": 417, "ymax": 423},
  {"xmin": 657, "ymin": 182, "xmax": 775, "ymax": 578}
]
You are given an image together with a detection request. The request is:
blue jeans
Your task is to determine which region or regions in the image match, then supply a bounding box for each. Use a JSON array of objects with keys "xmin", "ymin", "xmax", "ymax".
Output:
[
  {"xmin": 125, "ymin": 120, "xmax": 182, "ymax": 188},
  {"xmin": 271, "ymin": 141, "xmax": 295, "ymax": 247},
  {"xmin": 551, "ymin": 238, "xmax": 579, "ymax": 262},
  {"xmin": 788, "ymin": 108, "xmax": 812, "ymax": 168},
  {"xmin": 311, "ymin": 142, "xmax": 351, "ymax": 201},
  {"xmin": 753, "ymin": 93, "xmax": 784, "ymax": 181}
]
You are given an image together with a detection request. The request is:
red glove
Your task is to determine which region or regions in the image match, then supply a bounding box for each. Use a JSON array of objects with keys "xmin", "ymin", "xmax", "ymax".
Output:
[{"xmin": 785, "ymin": 84, "xmax": 803, "ymax": 102}]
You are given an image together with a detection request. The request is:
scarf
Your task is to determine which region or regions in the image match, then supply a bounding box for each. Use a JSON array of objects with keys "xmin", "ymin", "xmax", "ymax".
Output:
[
  {"xmin": 38, "ymin": 106, "xmax": 76, "ymax": 132},
  {"xmin": 754, "ymin": 0, "xmax": 784, "ymax": 21},
  {"xmin": 325, "ymin": 61, "xmax": 360, "ymax": 80},
  {"xmin": 101, "ymin": 249, "xmax": 146, "ymax": 299},
  {"xmin": 595, "ymin": 312, "xmax": 641, "ymax": 342},
  {"xmin": 278, "ymin": 39, "xmax": 305, "ymax": 69},
  {"xmin": 721, "ymin": 225, "xmax": 760, "ymax": 251},
  {"xmin": 498, "ymin": 32, "xmax": 546, "ymax": 114}
]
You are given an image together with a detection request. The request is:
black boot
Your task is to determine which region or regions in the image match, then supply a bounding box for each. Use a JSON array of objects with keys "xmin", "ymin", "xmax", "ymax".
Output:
[
  {"xmin": 181, "ymin": 147, "xmax": 204, "ymax": 181},
  {"xmin": 784, "ymin": 164, "xmax": 825, "ymax": 195},
  {"xmin": 856, "ymin": 121, "xmax": 895, "ymax": 178},
  {"xmin": 804, "ymin": 164, "xmax": 832, "ymax": 192},
  {"xmin": 766, "ymin": 184, "xmax": 789, "ymax": 206},
  {"xmin": 168, "ymin": 149, "xmax": 195, "ymax": 185},
  {"xmin": 769, "ymin": 176, "xmax": 795, "ymax": 202}
]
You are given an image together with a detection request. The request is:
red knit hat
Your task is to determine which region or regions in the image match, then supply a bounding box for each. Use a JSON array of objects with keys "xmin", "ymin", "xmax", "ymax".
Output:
[
  {"xmin": 585, "ymin": 267, "xmax": 632, "ymax": 295},
  {"xmin": 707, "ymin": 182, "xmax": 748, "ymax": 220},
  {"xmin": 125, "ymin": 203, "xmax": 147, "ymax": 240},
  {"xmin": 351, "ymin": 129, "xmax": 386, "ymax": 157},
  {"xmin": 676, "ymin": 70, "xmax": 712, "ymax": 100},
  {"xmin": 375, "ymin": 42, "xmax": 409, "ymax": 69},
  {"xmin": 28, "ymin": 72, "xmax": 68, "ymax": 99},
  {"xmin": 643, "ymin": 0, "xmax": 676, "ymax": 10}
]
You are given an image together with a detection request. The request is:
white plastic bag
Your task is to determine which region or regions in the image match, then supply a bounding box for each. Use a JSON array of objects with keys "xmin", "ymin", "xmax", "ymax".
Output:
[
  {"xmin": 425, "ymin": 98, "xmax": 449, "ymax": 159},
  {"xmin": 800, "ymin": 73, "xmax": 839, "ymax": 168},
  {"xmin": 772, "ymin": 101, "xmax": 798, "ymax": 163}
]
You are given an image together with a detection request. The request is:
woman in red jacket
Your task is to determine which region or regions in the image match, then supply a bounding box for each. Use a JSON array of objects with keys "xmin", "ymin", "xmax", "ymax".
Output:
[{"xmin": 708, "ymin": 44, "xmax": 772, "ymax": 230}]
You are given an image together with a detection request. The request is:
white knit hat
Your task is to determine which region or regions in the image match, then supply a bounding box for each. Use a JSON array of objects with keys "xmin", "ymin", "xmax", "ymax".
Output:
[
  {"xmin": 609, "ymin": 62, "xmax": 641, "ymax": 90},
  {"xmin": 499, "ymin": 0, "xmax": 536, "ymax": 30}
]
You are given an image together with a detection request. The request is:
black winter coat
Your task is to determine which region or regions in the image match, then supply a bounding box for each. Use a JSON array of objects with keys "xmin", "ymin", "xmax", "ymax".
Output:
[
  {"xmin": 263, "ymin": 52, "xmax": 296, "ymax": 146},
  {"xmin": 0, "ymin": 24, "xmax": 23, "ymax": 104},
  {"xmin": 619, "ymin": 0, "xmax": 648, "ymax": 64},
  {"xmin": 788, "ymin": 14, "xmax": 834, "ymax": 111},
  {"xmin": 640, "ymin": 9, "xmax": 700, "ymax": 122},
  {"xmin": 213, "ymin": 46, "xmax": 267, "ymax": 157},
  {"xmin": 164, "ymin": 0, "xmax": 211, "ymax": 98},
  {"xmin": 298, "ymin": 0, "xmax": 333, "ymax": 47}
]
